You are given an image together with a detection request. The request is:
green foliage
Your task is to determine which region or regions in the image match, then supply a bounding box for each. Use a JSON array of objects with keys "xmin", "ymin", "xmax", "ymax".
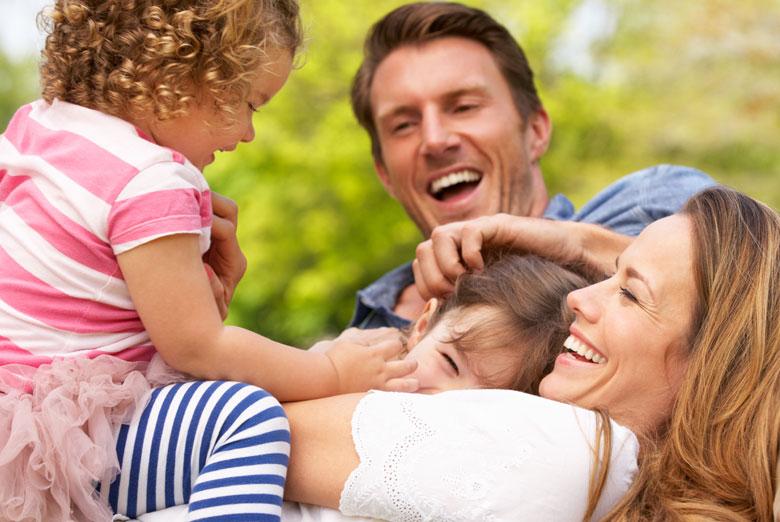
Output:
[
  {"xmin": 2, "ymin": 0, "xmax": 778, "ymax": 346},
  {"xmin": 0, "ymin": 54, "xmax": 38, "ymax": 128}
]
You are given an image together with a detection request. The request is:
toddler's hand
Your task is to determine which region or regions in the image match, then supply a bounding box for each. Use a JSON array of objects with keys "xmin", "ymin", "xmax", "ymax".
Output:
[
  {"xmin": 309, "ymin": 327, "xmax": 404, "ymax": 354},
  {"xmin": 322, "ymin": 338, "xmax": 418, "ymax": 394}
]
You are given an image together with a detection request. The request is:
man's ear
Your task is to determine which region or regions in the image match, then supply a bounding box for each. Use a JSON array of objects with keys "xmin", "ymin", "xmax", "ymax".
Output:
[
  {"xmin": 525, "ymin": 109, "xmax": 552, "ymax": 163},
  {"xmin": 374, "ymin": 158, "xmax": 397, "ymax": 199},
  {"xmin": 407, "ymin": 298, "xmax": 439, "ymax": 349}
]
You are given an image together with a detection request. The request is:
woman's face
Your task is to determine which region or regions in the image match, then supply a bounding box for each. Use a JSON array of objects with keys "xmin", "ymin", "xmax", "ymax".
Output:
[{"xmin": 538, "ymin": 215, "xmax": 697, "ymax": 433}]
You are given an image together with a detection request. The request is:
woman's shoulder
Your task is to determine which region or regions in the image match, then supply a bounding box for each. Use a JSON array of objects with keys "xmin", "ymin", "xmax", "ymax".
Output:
[{"xmin": 341, "ymin": 390, "xmax": 638, "ymax": 521}]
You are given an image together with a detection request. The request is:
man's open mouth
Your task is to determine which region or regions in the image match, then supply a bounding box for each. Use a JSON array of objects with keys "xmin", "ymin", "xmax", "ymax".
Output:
[{"xmin": 428, "ymin": 170, "xmax": 482, "ymax": 201}]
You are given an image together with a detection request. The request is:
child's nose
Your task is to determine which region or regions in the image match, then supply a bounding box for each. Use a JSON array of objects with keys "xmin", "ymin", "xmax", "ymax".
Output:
[{"xmin": 241, "ymin": 121, "xmax": 255, "ymax": 143}]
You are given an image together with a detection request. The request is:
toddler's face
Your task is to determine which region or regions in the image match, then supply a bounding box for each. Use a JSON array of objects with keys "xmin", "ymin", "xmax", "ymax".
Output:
[
  {"xmin": 404, "ymin": 306, "xmax": 517, "ymax": 394},
  {"xmin": 150, "ymin": 48, "xmax": 293, "ymax": 170}
]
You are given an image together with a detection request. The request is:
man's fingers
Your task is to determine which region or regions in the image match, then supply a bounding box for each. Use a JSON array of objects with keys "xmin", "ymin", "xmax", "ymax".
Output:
[
  {"xmin": 205, "ymin": 263, "xmax": 228, "ymax": 319},
  {"xmin": 414, "ymin": 240, "xmax": 458, "ymax": 299},
  {"xmin": 211, "ymin": 192, "xmax": 239, "ymax": 226},
  {"xmin": 382, "ymin": 377, "xmax": 419, "ymax": 393},
  {"xmin": 429, "ymin": 227, "xmax": 468, "ymax": 278},
  {"xmin": 459, "ymin": 222, "xmax": 487, "ymax": 271},
  {"xmin": 411, "ymin": 259, "xmax": 433, "ymax": 301}
]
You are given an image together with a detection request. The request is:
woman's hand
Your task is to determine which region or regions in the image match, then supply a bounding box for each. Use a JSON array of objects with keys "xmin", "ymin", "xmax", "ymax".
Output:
[{"xmin": 203, "ymin": 192, "xmax": 247, "ymax": 311}]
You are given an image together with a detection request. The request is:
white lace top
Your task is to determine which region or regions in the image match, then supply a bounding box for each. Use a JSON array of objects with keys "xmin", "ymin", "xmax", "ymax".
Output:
[
  {"xmin": 282, "ymin": 389, "xmax": 638, "ymax": 522},
  {"xmin": 142, "ymin": 390, "xmax": 639, "ymax": 522}
]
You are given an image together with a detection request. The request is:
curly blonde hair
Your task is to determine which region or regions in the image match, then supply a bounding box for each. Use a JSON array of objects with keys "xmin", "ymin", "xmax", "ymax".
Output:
[{"xmin": 39, "ymin": 0, "xmax": 301, "ymax": 123}]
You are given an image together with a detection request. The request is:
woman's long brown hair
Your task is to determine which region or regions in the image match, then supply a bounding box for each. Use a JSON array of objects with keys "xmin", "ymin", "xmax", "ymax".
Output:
[{"xmin": 604, "ymin": 187, "xmax": 780, "ymax": 520}]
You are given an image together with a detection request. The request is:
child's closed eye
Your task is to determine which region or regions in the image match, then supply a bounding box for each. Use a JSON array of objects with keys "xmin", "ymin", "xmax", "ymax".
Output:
[{"xmin": 441, "ymin": 352, "xmax": 459, "ymax": 375}]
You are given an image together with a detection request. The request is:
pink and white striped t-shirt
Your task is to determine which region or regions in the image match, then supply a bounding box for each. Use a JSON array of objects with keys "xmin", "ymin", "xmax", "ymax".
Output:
[{"xmin": 0, "ymin": 99, "xmax": 212, "ymax": 366}]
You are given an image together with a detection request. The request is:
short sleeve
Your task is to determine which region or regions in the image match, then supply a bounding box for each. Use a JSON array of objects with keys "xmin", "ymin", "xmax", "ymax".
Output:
[
  {"xmin": 340, "ymin": 390, "xmax": 638, "ymax": 521},
  {"xmin": 108, "ymin": 162, "xmax": 212, "ymax": 255}
]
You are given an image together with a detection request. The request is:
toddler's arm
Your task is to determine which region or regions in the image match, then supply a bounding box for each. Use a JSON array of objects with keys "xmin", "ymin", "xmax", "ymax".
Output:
[{"xmin": 117, "ymin": 234, "xmax": 418, "ymax": 401}]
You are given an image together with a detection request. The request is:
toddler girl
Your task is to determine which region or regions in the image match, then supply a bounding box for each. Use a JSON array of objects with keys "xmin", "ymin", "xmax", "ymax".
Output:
[
  {"xmin": 278, "ymin": 253, "xmax": 589, "ymax": 522},
  {"xmin": 402, "ymin": 253, "xmax": 587, "ymax": 395},
  {"xmin": 0, "ymin": 1, "xmax": 413, "ymax": 520}
]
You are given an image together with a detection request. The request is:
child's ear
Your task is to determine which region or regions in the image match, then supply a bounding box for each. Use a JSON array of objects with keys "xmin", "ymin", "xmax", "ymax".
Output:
[{"xmin": 407, "ymin": 298, "xmax": 439, "ymax": 349}]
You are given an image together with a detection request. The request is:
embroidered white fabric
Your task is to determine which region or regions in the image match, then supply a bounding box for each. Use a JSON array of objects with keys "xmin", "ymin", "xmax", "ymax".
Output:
[
  {"xmin": 138, "ymin": 389, "xmax": 639, "ymax": 522},
  {"xmin": 338, "ymin": 389, "xmax": 639, "ymax": 522}
]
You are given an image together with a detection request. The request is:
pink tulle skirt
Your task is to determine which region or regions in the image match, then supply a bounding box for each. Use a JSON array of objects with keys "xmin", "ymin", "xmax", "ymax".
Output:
[{"xmin": 0, "ymin": 354, "xmax": 189, "ymax": 522}]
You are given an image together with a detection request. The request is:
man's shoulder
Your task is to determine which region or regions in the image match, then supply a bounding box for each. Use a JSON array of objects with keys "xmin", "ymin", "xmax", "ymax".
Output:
[
  {"xmin": 572, "ymin": 164, "xmax": 716, "ymax": 236},
  {"xmin": 348, "ymin": 262, "xmax": 415, "ymax": 330}
]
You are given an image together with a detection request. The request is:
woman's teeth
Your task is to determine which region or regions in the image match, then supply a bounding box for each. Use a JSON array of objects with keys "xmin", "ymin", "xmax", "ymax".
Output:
[{"xmin": 564, "ymin": 335, "xmax": 607, "ymax": 364}]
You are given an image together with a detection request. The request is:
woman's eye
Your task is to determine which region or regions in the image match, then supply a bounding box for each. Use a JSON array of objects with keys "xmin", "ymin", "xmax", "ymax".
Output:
[
  {"xmin": 619, "ymin": 286, "xmax": 639, "ymax": 303},
  {"xmin": 441, "ymin": 353, "xmax": 459, "ymax": 375}
]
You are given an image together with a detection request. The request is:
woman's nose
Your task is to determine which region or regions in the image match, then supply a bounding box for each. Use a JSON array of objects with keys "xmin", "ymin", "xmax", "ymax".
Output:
[{"xmin": 566, "ymin": 282, "xmax": 602, "ymax": 324}]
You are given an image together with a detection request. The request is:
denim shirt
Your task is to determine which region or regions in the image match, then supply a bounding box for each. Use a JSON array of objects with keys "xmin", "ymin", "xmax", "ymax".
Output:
[{"xmin": 348, "ymin": 164, "xmax": 716, "ymax": 330}]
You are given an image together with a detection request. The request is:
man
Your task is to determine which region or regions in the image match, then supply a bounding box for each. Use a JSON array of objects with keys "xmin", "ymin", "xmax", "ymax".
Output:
[{"xmin": 348, "ymin": 2, "xmax": 714, "ymax": 329}]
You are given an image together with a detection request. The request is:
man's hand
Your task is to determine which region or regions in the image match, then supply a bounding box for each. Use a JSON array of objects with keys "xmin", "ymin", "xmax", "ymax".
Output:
[
  {"xmin": 203, "ymin": 193, "xmax": 247, "ymax": 311},
  {"xmin": 320, "ymin": 336, "xmax": 418, "ymax": 394},
  {"xmin": 413, "ymin": 214, "xmax": 631, "ymax": 300}
]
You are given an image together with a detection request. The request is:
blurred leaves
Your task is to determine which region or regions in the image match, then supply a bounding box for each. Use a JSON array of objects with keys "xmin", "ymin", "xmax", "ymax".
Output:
[{"xmin": 1, "ymin": 0, "xmax": 778, "ymax": 346}]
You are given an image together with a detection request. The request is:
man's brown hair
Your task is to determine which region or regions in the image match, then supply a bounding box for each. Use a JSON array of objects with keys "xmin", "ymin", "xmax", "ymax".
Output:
[{"xmin": 351, "ymin": 1, "xmax": 543, "ymax": 162}]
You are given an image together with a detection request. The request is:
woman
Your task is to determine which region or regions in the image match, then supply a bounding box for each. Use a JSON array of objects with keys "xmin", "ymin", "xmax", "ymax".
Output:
[
  {"xmin": 139, "ymin": 187, "xmax": 778, "ymax": 520},
  {"xmin": 281, "ymin": 187, "xmax": 780, "ymax": 520}
]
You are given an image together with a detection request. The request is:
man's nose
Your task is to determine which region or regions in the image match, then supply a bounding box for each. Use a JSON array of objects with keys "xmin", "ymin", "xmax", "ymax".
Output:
[{"xmin": 420, "ymin": 112, "xmax": 459, "ymax": 157}]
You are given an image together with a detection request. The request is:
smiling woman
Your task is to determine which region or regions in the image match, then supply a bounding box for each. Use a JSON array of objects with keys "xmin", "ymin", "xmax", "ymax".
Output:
[
  {"xmin": 539, "ymin": 213, "xmax": 697, "ymax": 435},
  {"xmin": 278, "ymin": 186, "xmax": 780, "ymax": 521}
]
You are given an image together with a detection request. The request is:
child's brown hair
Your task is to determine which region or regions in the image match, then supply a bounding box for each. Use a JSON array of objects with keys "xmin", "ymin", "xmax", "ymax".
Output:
[
  {"xmin": 39, "ymin": 0, "xmax": 301, "ymax": 123},
  {"xmin": 426, "ymin": 252, "xmax": 588, "ymax": 394}
]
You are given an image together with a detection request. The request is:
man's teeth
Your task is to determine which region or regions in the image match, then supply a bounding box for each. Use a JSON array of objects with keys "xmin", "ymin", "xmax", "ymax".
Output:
[
  {"xmin": 430, "ymin": 170, "xmax": 481, "ymax": 195},
  {"xmin": 563, "ymin": 335, "xmax": 606, "ymax": 364}
]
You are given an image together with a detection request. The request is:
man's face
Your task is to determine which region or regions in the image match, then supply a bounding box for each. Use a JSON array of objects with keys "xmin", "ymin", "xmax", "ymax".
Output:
[{"xmin": 370, "ymin": 37, "xmax": 551, "ymax": 237}]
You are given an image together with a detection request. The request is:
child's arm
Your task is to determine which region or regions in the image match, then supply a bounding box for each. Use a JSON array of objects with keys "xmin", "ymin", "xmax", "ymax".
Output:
[{"xmin": 117, "ymin": 234, "xmax": 418, "ymax": 401}]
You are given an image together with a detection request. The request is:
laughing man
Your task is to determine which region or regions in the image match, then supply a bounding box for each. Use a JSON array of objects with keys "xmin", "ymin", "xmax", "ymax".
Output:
[{"xmin": 347, "ymin": 2, "xmax": 715, "ymax": 329}]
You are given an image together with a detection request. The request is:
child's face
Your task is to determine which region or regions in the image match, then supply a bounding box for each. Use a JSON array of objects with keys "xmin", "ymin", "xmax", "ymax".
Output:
[
  {"xmin": 149, "ymin": 48, "xmax": 293, "ymax": 171},
  {"xmin": 404, "ymin": 306, "xmax": 517, "ymax": 394}
]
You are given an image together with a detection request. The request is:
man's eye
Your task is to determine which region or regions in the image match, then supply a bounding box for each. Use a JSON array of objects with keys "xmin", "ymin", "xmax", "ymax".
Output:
[
  {"xmin": 454, "ymin": 103, "xmax": 477, "ymax": 113},
  {"xmin": 392, "ymin": 121, "xmax": 413, "ymax": 133},
  {"xmin": 442, "ymin": 353, "xmax": 459, "ymax": 375}
]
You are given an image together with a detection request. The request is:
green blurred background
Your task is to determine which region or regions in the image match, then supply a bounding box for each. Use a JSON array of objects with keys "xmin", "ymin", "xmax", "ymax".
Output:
[{"xmin": 2, "ymin": 0, "xmax": 778, "ymax": 346}]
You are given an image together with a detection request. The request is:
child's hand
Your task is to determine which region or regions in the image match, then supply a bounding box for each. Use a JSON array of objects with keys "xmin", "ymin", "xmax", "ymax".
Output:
[
  {"xmin": 322, "ymin": 338, "xmax": 418, "ymax": 394},
  {"xmin": 309, "ymin": 327, "xmax": 404, "ymax": 355}
]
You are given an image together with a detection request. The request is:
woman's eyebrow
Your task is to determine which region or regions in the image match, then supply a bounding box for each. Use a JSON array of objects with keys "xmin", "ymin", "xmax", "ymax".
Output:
[{"xmin": 616, "ymin": 255, "xmax": 656, "ymax": 300}]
